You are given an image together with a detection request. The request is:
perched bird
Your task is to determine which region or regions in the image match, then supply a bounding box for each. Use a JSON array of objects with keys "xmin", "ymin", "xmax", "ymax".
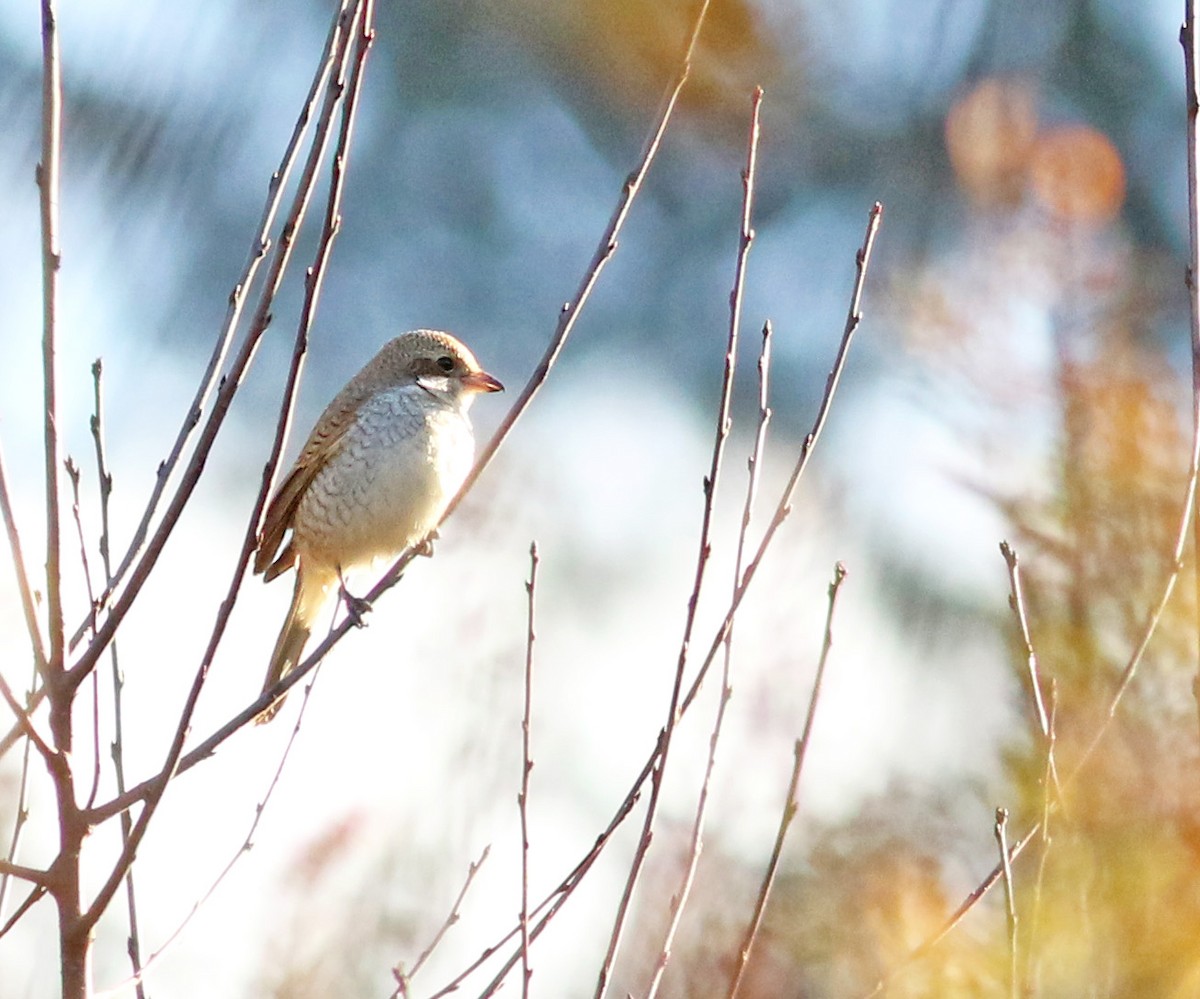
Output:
[{"xmin": 253, "ymin": 329, "xmax": 503, "ymax": 722}]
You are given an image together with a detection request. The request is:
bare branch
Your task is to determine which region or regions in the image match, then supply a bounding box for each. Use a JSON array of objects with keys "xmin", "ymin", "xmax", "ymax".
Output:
[
  {"xmin": 0, "ymin": 884, "xmax": 48, "ymax": 941},
  {"xmin": 1185, "ymin": 0, "xmax": 1200, "ymax": 668},
  {"xmin": 390, "ymin": 846, "xmax": 491, "ymax": 999},
  {"xmin": 78, "ymin": 0, "xmax": 377, "ymax": 933},
  {"xmin": 435, "ymin": 203, "xmax": 882, "ymax": 998},
  {"xmin": 65, "ymin": 1, "xmax": 355, "ymax": 654},
  {"xmin": 0, "ymin": 670, "xmax": 54, "ymax": 766},
  {"xmin": 0, "ymin": 442, "xmax": 47, "ymax": 675},
  {"xmin": 519, "ymin": 542, "xmax": 539, "ymax": 998},
  {"xmin": 0, "ymin": 860, "xmax": 51, "ymax": 887},
  {"xmin": 63, "ymin": 457, "xmax": 104, "ymax": 810},
  {"xmin": 1024, "ymin": 680, "xmax": 1056, "ymax": 992},
  {"xmin": 93, "ymin": 0, "xmax": 717, "ymax": 828},
  {"xmin": 38, "ymin": 0, "xmax": 64, "ymax": 696},
  {"xmin": 644, "ymin": 86, "xmax": 765, "ymax": 999},
  {"xmin": 0, "ymin": 684, "xmax": 36, "ymax": 922},
  {"xmin": 93, "ymin": 666, "xmax": 325, "ymax": 999},
  {"xmin": 0, "ymin": 444, "xmax": 47, "ymax": 919},
  {"xmin": 994, "ymin": 807, "xmax": 1018, "ymax": 999},
  {"xmin": 727, "ymin": 562, "xmax": 847, "ymax": 998},
  {"xmin": 65, "ymin": 0, "xmax": 363, "ymax": 690},
  {"xmin": 89, "ymin": 358, "xmax": 147, "ymax": 996},
  {"xmin": 998, "ymin": 542, "xmax": 1062, "ymax": 801}
]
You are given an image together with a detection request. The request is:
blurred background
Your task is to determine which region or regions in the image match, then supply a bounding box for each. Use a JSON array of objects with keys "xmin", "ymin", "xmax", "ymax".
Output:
[{"xmin": 1, "ymin": 0, "xmax": 1199, "ymax": 996}]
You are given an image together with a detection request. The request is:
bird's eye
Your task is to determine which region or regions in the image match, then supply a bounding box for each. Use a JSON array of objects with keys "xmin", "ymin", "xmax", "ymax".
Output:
[{"xmin": 436, "ymin": 355, "xmax": 455, "ymax": 373}]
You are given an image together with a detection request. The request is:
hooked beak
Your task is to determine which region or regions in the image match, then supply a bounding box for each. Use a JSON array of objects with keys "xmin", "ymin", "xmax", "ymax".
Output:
[{"xmin": 462, "ymin": 369, "xmax": 505, "ymax": 394}]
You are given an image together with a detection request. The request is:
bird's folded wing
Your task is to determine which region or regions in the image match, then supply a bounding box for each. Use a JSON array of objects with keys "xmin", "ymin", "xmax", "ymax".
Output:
[{"xmin": 254, "ymin": 385, "xmax": 368, "ymax": 577}]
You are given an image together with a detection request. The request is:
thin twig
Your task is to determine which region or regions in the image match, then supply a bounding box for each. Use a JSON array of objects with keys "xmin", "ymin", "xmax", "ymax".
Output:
[
  {"xmin": 595, "ymin": 27, "xmax": 745, "ymax": 991},
  {"xmin": 999, "ymin": 542, "xmax": 1062, "ymax": 800},
  {"xmin": 644, "ymin": 86, "xmax": 765, "ymax": 999},
  {"xmin": 437, "ymin": 204, "xmax": 882, "ymax": 999},
  {"xmin": 63, "ymin": 2, "xmax": 353, "ymax": 656},
  {"xmin": 0, "ymin": 442, "xmax": 47, "ymax": 674},
  {"xmin": 0, "ymin": 676, "xmax": 35, "ymax": 922},
  {"xmin": 0, "ymin": 860, "xmax": 49, "ymax": 886},
  {"xmin": 519, "ymin": 542, "xmax": 539, "ymax": 998},
  {"xmin": 93, "ymin": 664, "xmax": 325, "ymax": 999},
  {"xmin": 727, "ymin": 562, "xmax": 847, "ymax": 998},
  {"xmin": 0, "ymin": 441, "xmax": 46, "ymax": 920},
  {"xmin": 38, "ymin": 0, "xmax": 64, "ymax": 695},
  {"xmin": 78, "ymin": 1, "xmax": 375, "ymax": 934},
  {"xmin": 862, "ymin": 21, "xmax": 1200, "ymax": 992},
  {"xmin": 93, "ymin": 0, "xmax": 716, "ymax": 827},
  {"xmin": 0, "ymin": 655, "xmax": 55, "ymax": 767},
  {"xmin": 994, "ymin": 807, "xmax": 1018, "ymax": 999},
  {"xmin": 0, "ymin": 884, "xmax": 48, "ymax": 940},
  {"xmin": 64, "ymin": 0, "xmax": 362, "ymax": 691},
  {"xmin": 1025, "ymin": 680, "xmax": 1056, "ymax": 995},
  {"xmin": 63, "ymin": 458, "xmax": 103, "ymax": 809},
  {"xmin": 390, "ymin": 846, "xmax": 491, "ymax": 999},
  {"xmin": 89, "ymin": 358, "xmax": 146, "ymax": 996}
]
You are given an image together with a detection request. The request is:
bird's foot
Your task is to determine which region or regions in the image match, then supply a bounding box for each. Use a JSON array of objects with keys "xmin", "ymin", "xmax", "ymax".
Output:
[
  {"xmin": 337, "ymin": 570, "xmax": 372, "ymax": 628},
  {"xmin": 415, "ymin": 531, "xmax": 438, "ymax": 558},
  {"xmin": 342, "ymin": 589, "xmax": 372, "ymax": 628}
]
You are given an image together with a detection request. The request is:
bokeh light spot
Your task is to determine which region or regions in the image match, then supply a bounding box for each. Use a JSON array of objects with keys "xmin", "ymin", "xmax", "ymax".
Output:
[
  {"xmin": 945, "ymin": 78, "xmax": 1038, "ymax": 205},
  {"xmin": 1030, "ymin": 124, "xmax": 1126, "ymax": 224}
]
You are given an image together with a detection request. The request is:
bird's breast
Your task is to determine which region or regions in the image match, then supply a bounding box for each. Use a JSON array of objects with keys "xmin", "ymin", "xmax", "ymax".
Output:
[{"xmin": 292, "ymin": 386, "xmax": 475, "ymax": 571}]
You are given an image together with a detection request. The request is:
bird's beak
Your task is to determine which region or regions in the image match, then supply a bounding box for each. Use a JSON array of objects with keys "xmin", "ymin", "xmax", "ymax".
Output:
[{"xmin": 462, "ymin": 370, "xmax": 505, "ymax": 394}]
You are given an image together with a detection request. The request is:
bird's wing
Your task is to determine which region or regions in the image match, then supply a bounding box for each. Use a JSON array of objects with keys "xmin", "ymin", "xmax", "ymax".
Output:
[{"xmin": 254, "ymin": 384, "xmax": 369, "ymax": 578}]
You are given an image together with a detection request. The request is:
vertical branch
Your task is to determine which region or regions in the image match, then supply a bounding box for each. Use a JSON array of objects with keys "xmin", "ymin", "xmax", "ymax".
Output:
[
  {"xmin": 519, "ymin": 542, "xmax": 539, "ymax": 998},
  {"xmin": 994, "ymin": 808, "xmax": 1018, "ymax": 999},
  {"xmin": 35, "ymin": 2, "xmax": 91, "ymax": 996},
  {"xmin": 65, "ymin": 0, "xmax": 361, "ymax": 687},
  {"xmin": 679, "ymin": 202, "xmax": 882, "ymax": 724},
  {"xmin": 38, "ymin": 0, "xmax": 64, "ymax": 692},
  {"xmin": 999, "ymin": 542, "xmax": 1061, "ymax": 798},
  {"xmin": 1025, "ymin": 680, "xmax": 1057, "ymax": 994},
  {"xmin": 864, "ymin": 18, "xmax": 1200, "ymax": 969},
  {"xmin": 63, "ymin": 458, "xmax": 102, "ymax": 809},
  {"xmin": 643, "ymin": 88, "xmax": 765, "ymax": 999},
  {"xmin": 0, "ymin": 682, "xmax": 36, "ymax": 922},
  {"xmin": 90, "ymin": 360, "xmax": 146, "ymax": 996},
  {"xmin": 727, "ymin": 562, "xmax": 847, "ymax": 999},
  {"xmin": 432, "ymin": 203, "xmax": 881, "ymax": 999},
  {"xmin": 80, "ymin": 0, "xmax": 377, "ymax": 935},
  {"xmin": 68, "ymin": 2, "xmax": 353, "ymax": 648}
]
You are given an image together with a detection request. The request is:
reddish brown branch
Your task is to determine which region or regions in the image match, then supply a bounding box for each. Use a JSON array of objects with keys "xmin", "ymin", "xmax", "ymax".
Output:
[
  {"xmin": 727, "ymin": 562, "xmax": 847, "ymax": 998},
  {"xmin": 78, "ymin": 1, "xmax": 376, "ymax": 935},
  {"xmin": 644, "ymin": 85, "xmax": 765, "ymax": 999}
]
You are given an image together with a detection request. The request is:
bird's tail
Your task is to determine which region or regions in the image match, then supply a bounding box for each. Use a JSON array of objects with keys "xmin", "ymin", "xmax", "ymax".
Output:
[{"xmin": 256, "ymin": 566, "xmax": 331, "ymax": 724}]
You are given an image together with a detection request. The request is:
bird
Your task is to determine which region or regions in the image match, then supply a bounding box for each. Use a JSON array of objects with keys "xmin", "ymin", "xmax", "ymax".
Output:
[{"xmin": 252, "ymin": 329, "xmax": 504, "ymax": 723}]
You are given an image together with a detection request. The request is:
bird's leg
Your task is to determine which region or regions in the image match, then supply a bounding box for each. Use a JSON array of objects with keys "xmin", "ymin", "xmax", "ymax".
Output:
[{"xmin": 337, "ymin": 567, "xmax": 372, "ymax": 627}]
